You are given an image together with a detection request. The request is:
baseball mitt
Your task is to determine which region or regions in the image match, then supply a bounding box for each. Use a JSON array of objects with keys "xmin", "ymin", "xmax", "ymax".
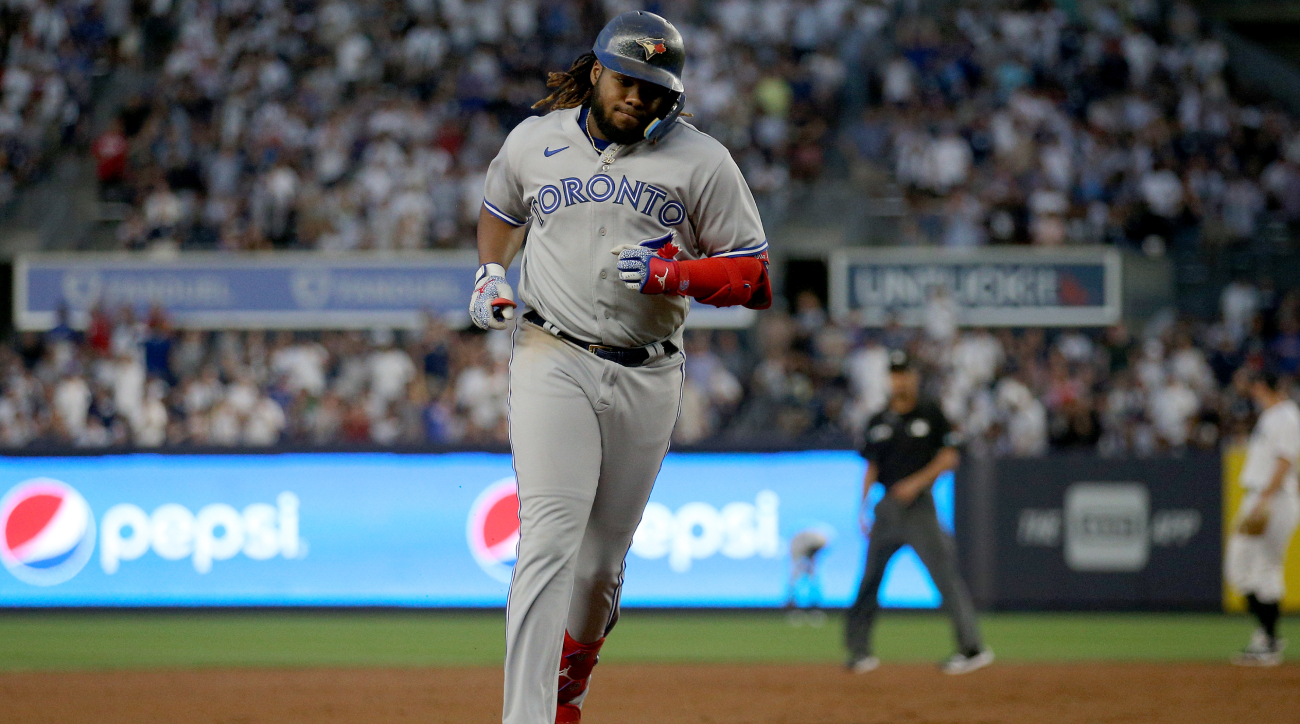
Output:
[{"xmin": 1240, "ymin": 509, "xmax": 1269, "ymax": 536}]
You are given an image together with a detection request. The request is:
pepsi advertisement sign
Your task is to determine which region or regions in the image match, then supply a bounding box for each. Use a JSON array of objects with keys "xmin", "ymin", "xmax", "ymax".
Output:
[{"xmin": 0, "ymin": 452, "xmax": 951, "ymax": 608}]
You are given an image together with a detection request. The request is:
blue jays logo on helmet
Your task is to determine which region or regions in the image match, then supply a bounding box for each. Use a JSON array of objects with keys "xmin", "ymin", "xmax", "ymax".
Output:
[
  {"xmin": 593, "ymin": 11, "xmax": 684, "ymax": 94},
  {"xmin": 636, "ymin": 38, "xmax": 668, "ymax": 60}
]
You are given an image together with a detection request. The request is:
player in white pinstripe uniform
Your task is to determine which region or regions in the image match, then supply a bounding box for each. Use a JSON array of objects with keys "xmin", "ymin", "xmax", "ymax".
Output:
[{"xmin": 1227, "ymin": 370, "xmax": 1300, "ymax": 666}]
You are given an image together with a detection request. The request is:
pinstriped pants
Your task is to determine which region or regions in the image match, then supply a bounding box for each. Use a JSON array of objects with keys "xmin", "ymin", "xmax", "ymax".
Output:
[{"xmin": 502, "ymin": 322, "xmax": 683, "ymax": 724}]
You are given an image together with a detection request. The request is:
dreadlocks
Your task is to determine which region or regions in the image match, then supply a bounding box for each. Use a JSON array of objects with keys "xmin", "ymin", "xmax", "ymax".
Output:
[{"xmin": 533, "ymin": 52, "xmax": 598, "ymax": 112}]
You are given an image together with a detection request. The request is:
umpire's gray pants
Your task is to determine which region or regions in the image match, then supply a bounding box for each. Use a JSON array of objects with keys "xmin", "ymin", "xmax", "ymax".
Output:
[
  {"xmin": 844, "ymin": 491, "xmax": 982, "ymax": 658},
  {"xmin": 503, "ymin": 322, "xmax": 683, "ymax": 724}
]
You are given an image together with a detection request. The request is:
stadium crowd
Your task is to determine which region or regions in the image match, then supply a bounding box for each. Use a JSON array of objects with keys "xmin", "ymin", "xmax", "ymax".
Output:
[
  {"xmin": 841, "ymin": 0, "xmax": 1256, "ymax": 252},
  {"xmin": 4, "ymin": 0, "xmax": 1300, "ymax": 452},
  {"xmin": 90, "ymin": 0, "xmax": 856, "ymax": 251},
  {"xmin": 4, "ymin": 273, "xmax": 1297, "ymax": 453},
  {"xmin": 67, "ymin": 0, "xmax": 1300, "ymax": 254},
  {"xmin": 0, "ymin": 0, "xmax": 109, "ymax": 208}
]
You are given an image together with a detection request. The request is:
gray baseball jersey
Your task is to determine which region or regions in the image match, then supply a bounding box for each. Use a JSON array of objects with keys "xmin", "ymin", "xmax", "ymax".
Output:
[
  {"xmin": 482, "ymin": 105, "xmax": 768, "ymax": 347},
  {"xmin": 485, "ymin": 107, "xmax": 768, "ymax": 724}
]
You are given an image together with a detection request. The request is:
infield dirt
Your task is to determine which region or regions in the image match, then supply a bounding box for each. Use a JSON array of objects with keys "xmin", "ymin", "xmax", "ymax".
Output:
[{"xmin": 2, "ymin": 662, "xmax": 1295, "ymax": 723}]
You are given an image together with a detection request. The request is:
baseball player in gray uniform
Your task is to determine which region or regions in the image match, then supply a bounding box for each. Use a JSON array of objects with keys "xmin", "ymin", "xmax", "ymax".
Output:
[{"xmin": 467, "ymin": 12, "xmax": 771, "ymax": 724}]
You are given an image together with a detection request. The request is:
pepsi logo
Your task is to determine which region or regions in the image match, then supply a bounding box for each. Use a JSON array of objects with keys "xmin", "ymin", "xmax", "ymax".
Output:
[
  {"xmin": 0, "ymin": 478, "xmax": 96, "ymax": 586},
  {"xmin": 466, "ymin": 477, "xmax": 519, "ymax": 583}
]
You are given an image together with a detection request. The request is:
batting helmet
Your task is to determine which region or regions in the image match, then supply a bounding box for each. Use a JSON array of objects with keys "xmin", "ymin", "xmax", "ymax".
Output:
[
  {"xmin": 593, "ymin": 11, "xmax": 685, "ymax": 93},
  {"xmin": 592, "ymin": 11, "xmax": 686, "ymax": 143}
]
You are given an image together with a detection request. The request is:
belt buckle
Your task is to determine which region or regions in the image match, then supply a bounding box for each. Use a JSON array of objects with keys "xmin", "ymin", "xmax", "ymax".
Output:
[{"xmin": 588, "ymin": 344, "xmax": 625, "ymax": 365}]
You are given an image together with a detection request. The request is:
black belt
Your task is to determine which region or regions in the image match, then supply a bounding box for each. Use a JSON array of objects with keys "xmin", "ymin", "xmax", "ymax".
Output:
[{"xmin": 523, "ymin": 310, "xmax": 678, "ymax": 367}]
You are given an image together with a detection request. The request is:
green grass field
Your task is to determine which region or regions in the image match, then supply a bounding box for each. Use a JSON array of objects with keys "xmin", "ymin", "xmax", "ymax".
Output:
[{"xmin": 0, "ymin": 611, "xmax": 1284, "ymax": 671}]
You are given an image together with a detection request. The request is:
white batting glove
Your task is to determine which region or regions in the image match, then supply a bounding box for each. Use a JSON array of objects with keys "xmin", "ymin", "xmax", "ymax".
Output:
[
  {"xmin": 469, "ymin": 263, "xmax": 516, "ymax": 330},
  {"xmin": 610, "ymin": 244, "xmax": 656, "ymax": 291},
  {"xmin": 610, "ymin": 242, "xmax": 680, "ymax": 295}
]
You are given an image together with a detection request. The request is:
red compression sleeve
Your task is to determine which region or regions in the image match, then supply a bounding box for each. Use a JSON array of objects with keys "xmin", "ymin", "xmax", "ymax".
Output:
[{"xmin": 646, "ymin": 256, "xmax": 772, "ymax": 309}]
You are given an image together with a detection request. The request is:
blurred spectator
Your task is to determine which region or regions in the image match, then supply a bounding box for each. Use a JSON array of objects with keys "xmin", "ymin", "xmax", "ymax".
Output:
[
  {"xmin": 93, "ymin": 119, "xmax": 129, "ymax": 201},
  {"xmin": 1150, "ymin": 376, "xmax": 1198, "ymax": 449},
  {"xmin": 369, "ymin": 329, "xmax": 417, "ymax": 403},
  {"xmin": 272, "ymin": 333, "xmax": 329, "ymax": 396},
  {"xmin": 244, "ymin": 393, "xmax": 287, "ymax": 446},
  {"xmin": 996, "ymin": 376, "xmax": 1049, "ymax": 457},
  {"xmin": 53, "ymin": 370, "xmax": 91, "ymax": 439}
]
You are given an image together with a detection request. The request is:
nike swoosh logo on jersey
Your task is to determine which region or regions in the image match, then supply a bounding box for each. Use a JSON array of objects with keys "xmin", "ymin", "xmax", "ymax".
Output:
[{"xmin": 543, "ymin": 146, "xmax": 568, "ymax": 157}]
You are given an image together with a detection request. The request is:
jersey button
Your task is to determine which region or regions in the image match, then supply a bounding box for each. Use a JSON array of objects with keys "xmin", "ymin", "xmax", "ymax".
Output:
[
  {"xmin": 604, "ymin": 311, "xmax": 611, "ymax": 318},
  {"xmin": 599, "ymin": 228, "xmax": 607, "ymax": 236},
  {"xmin": 600, "ymin": 270, "xmax": 607, "ymax": 279}
]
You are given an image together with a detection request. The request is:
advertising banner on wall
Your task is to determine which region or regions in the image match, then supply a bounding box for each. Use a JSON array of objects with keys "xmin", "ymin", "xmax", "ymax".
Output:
[
  {"xmin": 988, "ymin": 454, "xmax": 1221, "ymax": 609},
  {"xmin": 15, "ymin": 253, "xmax": 754, "ymax": 330},
  {"xmin": 828, "ymin": 247, "xmax": 1122, "ymax": 327},
  {"xmin": 0, "ymin": 451, "xmax": 948, "ymax": 608}
]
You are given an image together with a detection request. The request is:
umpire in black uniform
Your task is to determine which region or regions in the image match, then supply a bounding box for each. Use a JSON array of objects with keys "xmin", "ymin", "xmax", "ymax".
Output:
[{"xmin": 845, "ymin": 350, "xmax": 992, "ymax": 675}]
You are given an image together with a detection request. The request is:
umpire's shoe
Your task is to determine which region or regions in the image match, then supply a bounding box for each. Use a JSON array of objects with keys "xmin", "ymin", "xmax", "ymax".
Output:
[
  {"xmin": 940, "ymin": 648, "xmax": 994, "ymax": 675},
  {"xmin": 846, "ymin": 655, "xmax": 880, "ymax": 674}
]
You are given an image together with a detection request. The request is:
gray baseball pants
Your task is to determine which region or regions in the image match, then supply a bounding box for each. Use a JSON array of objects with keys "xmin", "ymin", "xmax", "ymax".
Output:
[
  {"xmin": 844, "ymin": 491, "xmax": 982, "ymax": 658},
  {"xmin": 503, "ymin": 322, "xmax": 683, "ymax": 724}
]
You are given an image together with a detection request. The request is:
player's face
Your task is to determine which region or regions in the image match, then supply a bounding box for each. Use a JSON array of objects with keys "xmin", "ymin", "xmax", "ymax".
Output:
[
  {"xmin": 1250, "ymin": 381, "xmax": 1277, "ymax": 410},
  {"xmin": 889, "ymin": 370, "xmax": 920, "ymax": 402},
  {"xmin": 588, "ymin": 61, "xmax": 671, "ymax": 145}
]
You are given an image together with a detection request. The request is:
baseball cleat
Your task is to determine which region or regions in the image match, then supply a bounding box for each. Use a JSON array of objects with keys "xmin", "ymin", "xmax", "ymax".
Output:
[
  {"xmin": 1245, "ymin": 629, "xmax": 1287, "ymax": 652},
  {"xmin": 1232, "ymin": 648, "xmax": 1284, "ymax": 667},
  {"xmin": 846, "ymin": 655, "xmax": 880, "ymax": 673},
  {"xmin": 940, "ymin": 648, "xmax": 994, "ymax": 675},
  {"xmin": 1232, "ymin": 634, "xmax": 1285, "ymax": 667},
  {"xmin": 556, "ymin": 631, "xmax": 602, "ymax": 722}
]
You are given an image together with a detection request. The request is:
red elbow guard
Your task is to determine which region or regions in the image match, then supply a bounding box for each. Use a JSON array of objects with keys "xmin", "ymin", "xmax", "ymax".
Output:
[{"xmin": 648, "ymin": 255, "xmax": 771, "ymax": 309}]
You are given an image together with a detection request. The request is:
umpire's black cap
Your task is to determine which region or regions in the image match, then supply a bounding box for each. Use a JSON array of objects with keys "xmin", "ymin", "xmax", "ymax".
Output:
[{"xmin": 888, "ymin": 349, "xmax": 912, "ymax": 372}]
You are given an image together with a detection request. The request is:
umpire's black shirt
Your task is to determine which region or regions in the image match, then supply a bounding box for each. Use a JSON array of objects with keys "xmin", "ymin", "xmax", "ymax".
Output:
[{"xmin": 860, "ymin": 401, "xmax": 956, "ymax": 488}]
